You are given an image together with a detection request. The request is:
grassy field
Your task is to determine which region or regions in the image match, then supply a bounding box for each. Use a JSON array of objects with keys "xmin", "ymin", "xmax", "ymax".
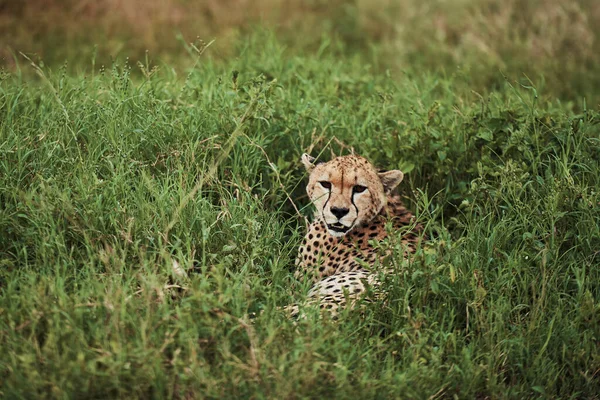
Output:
[
  {"xmin": 1, "ymin": 26, "xmax": 600, "ymax": 398},
  {"xmin": 3, "ymin": 0, "xmax": 600, "ymax": 106}
]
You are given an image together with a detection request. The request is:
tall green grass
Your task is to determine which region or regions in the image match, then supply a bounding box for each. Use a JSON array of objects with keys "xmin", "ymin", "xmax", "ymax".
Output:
[
  {"xmin": 3, "ymin": 0, "xmax": 600, "ymax": 105},
  {"xmin": 1, "ymin": 32, "xmax": 599, "ymax": 398}
]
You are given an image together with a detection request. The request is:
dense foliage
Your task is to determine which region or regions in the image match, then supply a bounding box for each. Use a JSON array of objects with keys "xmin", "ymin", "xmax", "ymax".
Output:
[{"xmin": 1, "ymin": 32, "xmax": 599, "ymax": 398}]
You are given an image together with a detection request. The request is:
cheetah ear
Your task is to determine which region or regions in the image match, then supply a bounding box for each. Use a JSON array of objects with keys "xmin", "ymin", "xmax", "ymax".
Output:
[
  {"xmin": 301, "ymin": 153, "xmax": 317, "ymax": 172},
  {"xmin": 378, "ymin": 170, "xmax": 404, "ymax": 193}
]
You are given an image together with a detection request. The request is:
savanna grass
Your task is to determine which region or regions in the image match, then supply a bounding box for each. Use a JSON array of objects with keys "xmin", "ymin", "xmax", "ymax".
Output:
[
  {"xmin": 4, "ymin": 0, "xmax": 600, "ymax": 105},
  {"xmin": 1, "ymin": 32, "xmax": 599, "ymax": 398}
]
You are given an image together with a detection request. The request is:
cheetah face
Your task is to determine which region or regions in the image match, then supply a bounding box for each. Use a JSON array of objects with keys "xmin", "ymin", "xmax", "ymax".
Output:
[{"xmin": 301, "ymin": 153, "xmax": 404, "ymax": 237}]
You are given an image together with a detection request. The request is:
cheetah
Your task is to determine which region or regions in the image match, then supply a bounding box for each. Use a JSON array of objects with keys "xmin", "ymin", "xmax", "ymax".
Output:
[{"xmin": 287, "ymin": 153, "xmax": 424, "ymax": 319}]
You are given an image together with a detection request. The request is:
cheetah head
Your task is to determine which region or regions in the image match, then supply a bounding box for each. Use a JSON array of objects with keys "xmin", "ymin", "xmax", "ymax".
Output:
[{"xmin": 302, "ymin": 153, "xmax": 404, "ymax": 237}]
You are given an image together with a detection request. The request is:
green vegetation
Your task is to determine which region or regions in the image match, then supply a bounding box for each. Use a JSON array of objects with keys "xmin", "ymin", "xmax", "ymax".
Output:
[
  {"xmin": 3, "ymin": 0, "xmax": 600, "ymax": 106},
  {"xmin": 1, "ymin": 16, "xmax": 600, "ymax": 400}
]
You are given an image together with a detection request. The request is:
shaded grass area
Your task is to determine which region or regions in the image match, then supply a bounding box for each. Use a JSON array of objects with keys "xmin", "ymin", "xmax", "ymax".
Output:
[{"xmin": 1, "ymin": 32, "xmax": 600, "ymax": 398}]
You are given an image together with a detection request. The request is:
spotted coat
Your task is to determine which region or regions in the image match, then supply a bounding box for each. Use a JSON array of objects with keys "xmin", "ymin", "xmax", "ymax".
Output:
[{"xmin": 286, "ymin": 154, "xmax": 424, "ymax": 319}]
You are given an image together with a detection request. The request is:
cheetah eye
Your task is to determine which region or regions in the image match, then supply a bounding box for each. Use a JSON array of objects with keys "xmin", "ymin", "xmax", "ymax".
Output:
[
  {"xmin": 353, "ymin": 185, "xmax": 367, "ymax": 194},
  {"xmin": 319, "ymin": 181, "xmax": 332, "ymax": 190}
]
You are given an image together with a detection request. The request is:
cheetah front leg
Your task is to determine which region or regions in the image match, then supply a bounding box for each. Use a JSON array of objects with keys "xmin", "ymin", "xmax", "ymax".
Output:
[{"xmin": 283, "ymin": 270, "xmax": 380, "ymax": 320}]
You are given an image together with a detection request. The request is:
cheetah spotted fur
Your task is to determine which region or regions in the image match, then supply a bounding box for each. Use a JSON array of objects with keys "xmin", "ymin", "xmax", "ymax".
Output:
[{"xmin": 286, "ymin": 153, "xmax": 423, "ymax": 319}]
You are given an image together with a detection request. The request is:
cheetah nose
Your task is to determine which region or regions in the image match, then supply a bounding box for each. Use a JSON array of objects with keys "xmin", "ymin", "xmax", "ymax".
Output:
[{"xmin": 330, "ymin": 207, "xmax": 350, "ymax": 219}]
